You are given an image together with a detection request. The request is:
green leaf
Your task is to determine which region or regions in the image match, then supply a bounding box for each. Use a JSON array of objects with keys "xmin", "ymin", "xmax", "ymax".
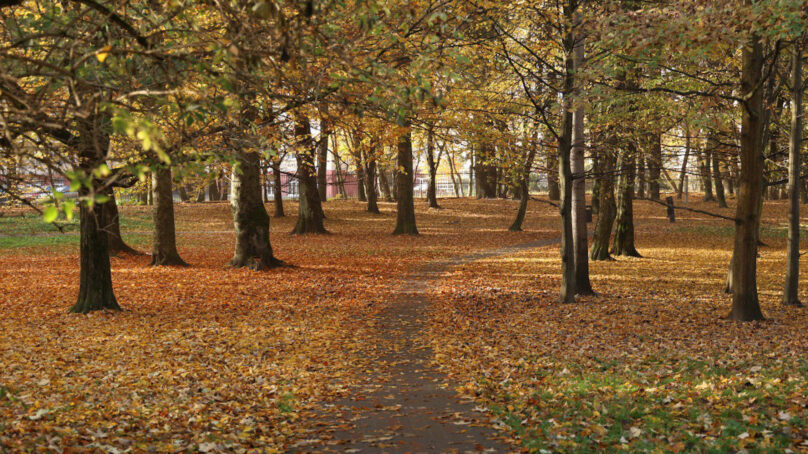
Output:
[{"xmin": 43, "ymin": 206, "xmax": 58, "ymax": 223}]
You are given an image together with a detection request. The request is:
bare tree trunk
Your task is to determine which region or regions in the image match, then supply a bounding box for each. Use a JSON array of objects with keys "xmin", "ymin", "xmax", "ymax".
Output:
[
  {"xmin": 729, "ymin": 23, "xmax": 766, "ymax": 321},
  {"xmin": 378, "ymin": 165, "xmax": 393, "ymax": 202},
  {"xmin": 783, "ymin": 42, "xmax": 802, "ymax": 307},
  {"xmin": 229, "ymin": 149, "xmax": 279, "ymax": 270},
  {"xmin": 710, "ymin": 133, "xmax": 728, "ymax": 208},
  {"xmin": 292, "ymin": 117, "xmax": 326, "ymax": 234},
  {"xmin": 317, "ymin": 115, "xmax": 330, "ymax": 202},
  {"xmin": 365, "ymin": 151, "xmax": 380, "ymax": 214},
  {"xmin": 331, "ymin": 135, "xmax": 347, "ymax": 198},
  {"xmin": 104, "ymin": 191, "xmax": 139, "ymax": 256},
  {"xmin": 571, "ymin": 36, "xmax": 593, "ymax": 295},
  {"xmin": 558, "ymin": 2, "xmax": 576, "ymax": 303},
  {"xmin": 590, "ymin": 150, "xmax": 616, "ymax": 261},
  {"xmin": 636, "ymin": 155, "xmax": 646, "ymax": 199},
  {"xmin": 612, "ymin": 148, "xmax": 641, "ymax": 257},
  {"xmin": 150, "ymin": 166, "xmax": 187, "ymax": 266},
  {"xmin": 678, "ymin": 127, "xmax": 690, "ymax": 199},
  {"xmin": 547, "ymin": 148, "xmax": 560, "ymax": 200},
  {"xmin": 426, "ymin": 126, "xmax": 440, "ymax": 208},
  {"xmin": 510, "ymin": 132, "xmax": 538, "ymax": 232},
  {"xmin": 699, "ymin": 145, "xmax": 715, "ymax": 202},
  {"xmin": 71, "ymin": 115, "xmax": 120, "ymax": 313},
  {"xmin": 271, "ymin": 157, "xmax": 284, "ymax": 217},
  {"xmin": 393, "ymin": 124, "xmax": 418, "ymax": 235},
  {"xmin": 647, "ymin": 133, "xmax": 662, "ymax": 200}
]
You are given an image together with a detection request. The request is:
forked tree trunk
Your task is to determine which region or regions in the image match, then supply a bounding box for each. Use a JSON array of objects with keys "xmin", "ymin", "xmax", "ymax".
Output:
[
  {"xmin": 729, "ymin": 22, "xmax": 766, "ymax": 321},
  {"xmin": 611, "ymin": 148, "xmax": 641, "ymax": 257},
  {"xmin": 782, "ymin": 43, "xmax": 802, "ymax": 307},
  {"xmin": 229, "ymin": 149, "xmax": 279, "ymax": 270},
  {"xmin": 271, "ymin": 157, "xmax": 284, "ymax": 217},
  {"xmin": 590, "ymin": 150, "xmax": 616, "ymax": 261},
  {"xmin": 71, "ymin": 113, "xmax": 120, "ymax": 314},
  {"xmin": 104, "ymin": 191, "xmax": 139, "ymax": 256},
  {"xmin": 426, "ymin": 126, "xmax": 440, "ymax": 209},
  {"xmin": 393, "ymin": 124, "xmax": 418, "ymax": 235},
  {"xmin": 150, "ymin": 167, "xmax": 187, "ymax": 266},
  {"xmin": 292, "ymin": 117, "xmax": 327, "ymax": 234},
  {"xmin": 510, "ymin": 133, "xmax": 538, "ymax": 232}
]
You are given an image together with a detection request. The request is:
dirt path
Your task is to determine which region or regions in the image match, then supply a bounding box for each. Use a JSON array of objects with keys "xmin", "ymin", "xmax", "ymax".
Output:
[{"xmin": 290, "ymin": 236, "xmax": 561, "ymax": 453}]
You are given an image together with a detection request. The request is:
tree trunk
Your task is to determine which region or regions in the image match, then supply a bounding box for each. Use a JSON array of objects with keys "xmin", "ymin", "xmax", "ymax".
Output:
[
  {"xmin": 292, "ymin": 117, "xmax": 327, "ymax": 234},
  {"xmin": 356, "ymin": 159, "xmax": 367, "ymax": 202},
  {"xmin": 379, "ymin": 167, "xmax": 393, "ymax": 202},
  {"xmin": 317, "ymin": 116, "xmax": 330, "ymax": 203},
  {"xmin": 393, "ymin": 124, "xmax": 418, "ymax": 235},
  {"xmin": 229, "ymin": 149, "xmax": 279, "ymax": 270},
  {"xmin": 710, "ymin": 134, "xmax": 728, "ymax": 208},
  {"xmin": 590, "ymin": 150, "xmax": 616, "ymax": 261},
  {"xmin": 510, "ymin": 133, "xmax": 538, "ymax": 232},
  {"xmin": 150, "ymin": 167, "xmax": 187, "ymax": 266},
  {"xmin": 783, "ymin": 43, "xmax": 802, "ymax": 307},
  {"xmin": 678, "ymin": 128, "xmax": 690, "ymax": 199},
  {"xmin": 331, "ymin": 136, "xmax": 347, "ymax": 199},
  {"xmin": 426, "ymin": 126, "xmax": 440, "ymax": 208},
  {"xmin": 178, "ymin": 184, "xmax": 189, "ymax": 203},
  {"xmin": 729, "ymin": 23, "xmax": 766, "ymax": 321},
  {"xmin": 571, "ymin": 36, "xmax": 593, "ymax": 295},
  {"xmin": 71, "ymin": 201, "xmax": 121, "ymax": 313},
  {"xmin": 558, "ymin": 4, "xmax": 576, "ymax": 303},
  {"xmin": 70, "ymin": 113, "xmax": 120, "ymax": 313},
  {"xmin": 636, "ymin": 155, "xmax": 646, "ymax": 199},
  {"xmin": 611, "ymin": 148, "xmax": 641, "ymax": 257},
  {"xmin": 271, "ymin": 157, "xmax": 284, "ymax": 217},
  {"xmin": 474, "ymin": 141, "xmax": 498, "ymax": 198},
  {"xmin": 647, "ymin": 133, "xmax": 662, "ymax": 200},
  {"xmin": 103, "ymin": 191, "xmax": 139, "ymax": 256},
  {"xmin": 365, "ymin": 153, "xmax": 380, "ymax": 214},
  {"xmin": 547, "ymin": 148, "xmax": 560, "ymax": 200},
  {"xmin": 698, "ymin": 145, "xmax": 715, "ymax": 202},
  {"xmin": 208, "ymin": 177, "xmax": 220, "ymax": 202}
]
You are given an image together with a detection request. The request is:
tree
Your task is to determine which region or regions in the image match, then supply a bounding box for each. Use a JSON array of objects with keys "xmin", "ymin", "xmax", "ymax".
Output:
[
  {"xmin": 729, "ymin": 17, "xmax": 766, "ymax": 321},
  {"xmin": 393, "ymin": 124, "xmax": 419, "ymax": 235},
  {"xmin": 782, "ymin": 41, "xmax": 803, "ymax": 307},
  {"xmin": 292, "ymin": 116, "xmax": 327, "ymax": 234},
  {"xmin": 150, "ymin": 166, "xmax": 187, "ymax": 266}
]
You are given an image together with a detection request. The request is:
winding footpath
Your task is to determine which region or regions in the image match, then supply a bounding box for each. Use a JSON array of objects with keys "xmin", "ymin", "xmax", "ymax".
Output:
[{"xmin": 291, "ymin": 236, "xmax": 561, "ymax": 453}]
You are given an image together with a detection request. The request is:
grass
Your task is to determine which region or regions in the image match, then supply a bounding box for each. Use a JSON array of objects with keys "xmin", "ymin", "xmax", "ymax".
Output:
[
  {"xmin": 491, "ymin": 357, "xmax": 806, "ymax": 453},
  {"xmin": 0, "ymin": 211, "xmax": 153, "ymax": 249}
]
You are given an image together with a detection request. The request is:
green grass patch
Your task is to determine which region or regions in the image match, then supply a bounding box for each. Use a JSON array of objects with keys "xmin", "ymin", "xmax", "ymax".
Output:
[{"xmin": 483, "ymin": 356, "xmax": 808, "ymax": 453}]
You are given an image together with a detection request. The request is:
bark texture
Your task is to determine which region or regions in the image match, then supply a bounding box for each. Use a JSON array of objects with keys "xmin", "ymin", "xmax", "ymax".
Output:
[
  {"xmin": 783, "ymin": 43, "xmax": 802, "ymax": 307},
  {"xmin": 729, "ymin": 24, "xmax": 766, "ymax": 321},
  {"xmin": 150, "ymin": 166, "xmax": 187, "ymax": 266},
  {"xmin": 229, "ymin": 149, "xmax": 279, "ymax": 270},
  {"xmin": 393, "ymin": 125, "xmax": 418, "ymax": 235},
  {"xmin": 292, "ymin": 117, "xmax": 327, "ymax": 234}
]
